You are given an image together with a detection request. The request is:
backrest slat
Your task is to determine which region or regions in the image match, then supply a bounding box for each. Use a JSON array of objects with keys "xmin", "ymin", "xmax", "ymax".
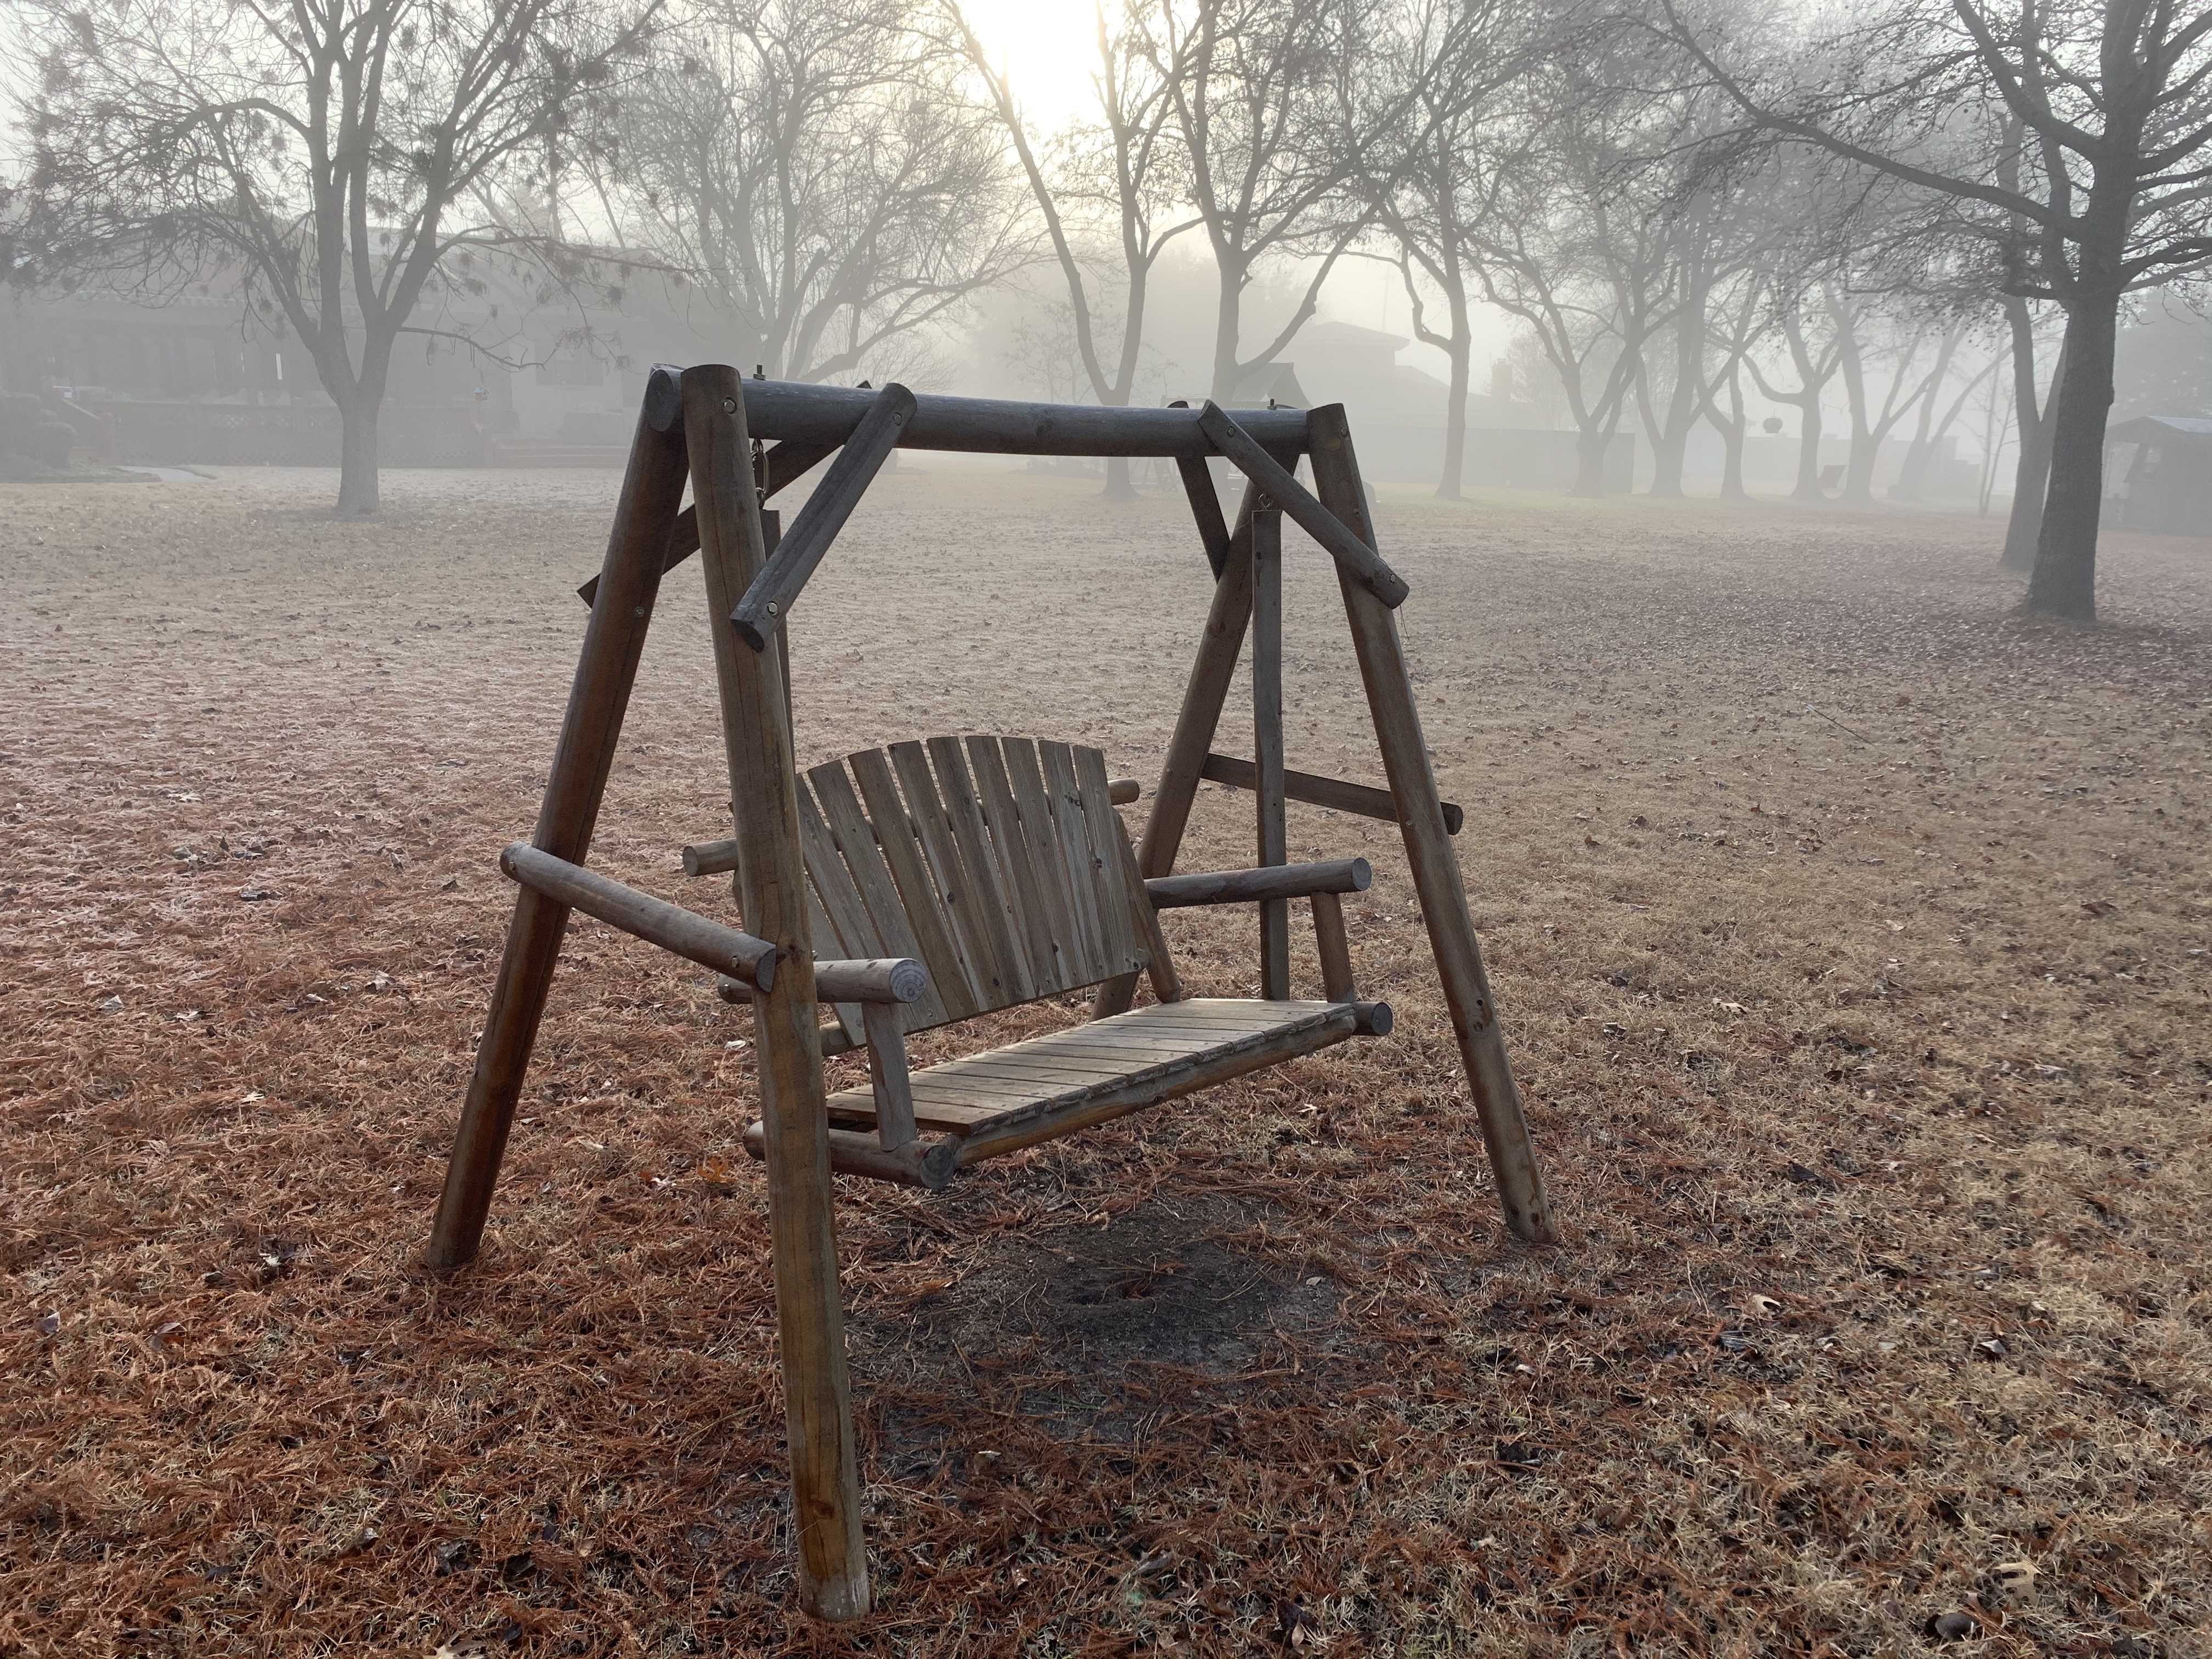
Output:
[
  {"xmin": 1039, "ymin": 741, "xmax": 1109, "ymax": 984},
  {"xmin": 926, "ymin": 736, "xmax": 1037, "ymax": 1005},
  {"xmin": 839, "ymin": 750, "xmax": 984, "ymax": 1022},
  {"xmin": 805, "ymin": 885, "xmax": 866, "ymax": 1048},
  {"xmin": 1073, "ymin": 744, "xmax": 1145, "ymax": 978},
  {"xmin": 1001, "ymin": 738, "xmax": 1084, "ymax": 992},
  {"xmin": 797, "ymin": 736, "xmax": 1153, "ymax": 1031},
  {"xmin": 965, "ymin": 736, "xmax": 1062, "ymax": 990},
  {"xmin": 799, "ymin": 778, "xmax": 949, "ymax": 1033},
  {"xmin": 887, "ymin": 741, "xmax": 1008, "ymax": 1007}
]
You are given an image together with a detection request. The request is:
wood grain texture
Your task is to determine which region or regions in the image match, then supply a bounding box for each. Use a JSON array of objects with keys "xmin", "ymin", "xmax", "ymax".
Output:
[
  {"xmin": 731, "ymin": 385, "xmax": 916, "ymax": 650},
  {"xmin": 1198, "ymin": 400, "xmax": 1408, "ymax": 607},
  {"xmin": 1305, "ymin": 400, "xmax": 1558, "ymax": 1246},
  {"xmin": 1250, "ymin": 509, "xmax": 1290, "ymax": 999},
  {"xmin": 1198, "ymin": 753, "xmax": 1465, "ymax": 836},
  {"xmin": 684, "ymin": 364, "xmax": 868, "ymax": 1621},
  {"xmin": 815, "ymin": 1000, "xmax": 1361, "ymax": 1154},
  {"xmin": 499, "ymin": 842, "xmax": 777, "ymax": 989}
]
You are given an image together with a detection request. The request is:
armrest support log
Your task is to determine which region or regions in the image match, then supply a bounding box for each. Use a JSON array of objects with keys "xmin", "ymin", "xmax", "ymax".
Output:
[
  {"xmin": 1310, "ymin": 890, "xmax": 1357, "ymax": 1003},
  {"xmin": 501, "ymin": 843, "xmax": 778, "ymax": 991},
  {"xmin": 1145, "ymin": 857, "xmax": 1370, "ymax": 910}
]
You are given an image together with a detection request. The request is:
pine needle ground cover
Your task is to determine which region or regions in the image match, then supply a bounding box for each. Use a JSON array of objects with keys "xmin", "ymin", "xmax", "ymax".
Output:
[{"xmin": 3, "ymin": 469, "xmax": 2207, "ymax": 1657}]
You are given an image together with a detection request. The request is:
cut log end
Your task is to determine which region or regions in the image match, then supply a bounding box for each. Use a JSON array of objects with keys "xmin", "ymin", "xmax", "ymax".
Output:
[
  {"xmin": 644, "ymin": 365, "xmax": 685, "ymax": 433},
  {"xmin": 742, "ymin": 1120, "xmax": 958, "ymax": 1190}
]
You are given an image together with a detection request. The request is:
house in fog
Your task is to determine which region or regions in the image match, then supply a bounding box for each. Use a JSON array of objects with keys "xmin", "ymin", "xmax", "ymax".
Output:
[
  {"xmin": 1209, "ymin": 319, "xmax": 1632, "ymax": 493},
  {"xmin": 0, "ymin": 258, "xmax": 746, "ymax": 467},
  {"xmin": 2105, "ymin": 416, "xmax": 2212, "ymax": 535}
]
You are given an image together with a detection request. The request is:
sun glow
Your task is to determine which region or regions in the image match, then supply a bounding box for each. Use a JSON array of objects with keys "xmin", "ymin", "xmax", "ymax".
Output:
[{"xmin": 952, "ymin": 0, "xmax": 1109, "ymax": 128}]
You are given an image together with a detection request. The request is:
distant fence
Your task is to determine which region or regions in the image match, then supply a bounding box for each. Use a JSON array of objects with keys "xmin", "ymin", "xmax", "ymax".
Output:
[
  {"xmin": 86, "ymin": 400, "xmax": 501, "ymax": 467},
  {"xmin": 1358, "ymin": 425, "xmax": 1635, "ymax": 493}
]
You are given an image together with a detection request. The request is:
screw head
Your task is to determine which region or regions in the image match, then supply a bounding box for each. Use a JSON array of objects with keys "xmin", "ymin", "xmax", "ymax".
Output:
[
  {"xmin": 723, "ymin": 396, "xmax": 737, "ymax": 413},
  {"xmin": 765, "ymin": 601, "xmax": 778, "ymax": 616}
]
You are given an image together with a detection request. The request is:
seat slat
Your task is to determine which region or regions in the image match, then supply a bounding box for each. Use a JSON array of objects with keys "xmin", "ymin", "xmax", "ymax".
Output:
[
  {"xmin": 927, "ymin": 736, "xmax": 1037, "ymax": 1003},
  {"xmin": 817, "ymin": 998, "xmax": 1362, "ymax": 1149},
  {"xmin": 1039, "ymin": 741, "xmax": 1108, "ymax": 981},
  {"xmin": 966, "ymin": 735, "xmax": 1063, "ymax": 989},
  {"xmin": 1001, "ymin": 738, "xmax": 1085, "ymax": 992},
  {"xmin": 847, "ymin": 748, "xmax": 986, "ymax": 1019},
  {"xmin": 806, "ymin": 760, "xmax": 953, "ymax": 1030}
]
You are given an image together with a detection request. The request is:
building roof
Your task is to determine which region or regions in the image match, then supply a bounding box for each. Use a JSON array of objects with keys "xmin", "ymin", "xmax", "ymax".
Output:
[{"xmin": 2110, "ymin": 415, "xmax": 2212, "ymax": 442}]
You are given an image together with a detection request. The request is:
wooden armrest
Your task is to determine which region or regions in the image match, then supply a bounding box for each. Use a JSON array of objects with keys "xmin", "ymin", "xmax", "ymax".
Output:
[
  {"xmin": 715, "ymin": 956, "xmax": 928, "ymax": 1006},
  {"xmin": 1145, "ymin": 857, "xmax": 1370, "ymax": 910}
]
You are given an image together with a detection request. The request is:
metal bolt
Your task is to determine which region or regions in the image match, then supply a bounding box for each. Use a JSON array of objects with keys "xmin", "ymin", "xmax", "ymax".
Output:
[
  {"xmin": 765, "ymin": 601, "xmax": 778, "ymax": 616},
  {"xmin": 723, "ymin": 397, "xmax": 737, "ymax": 413}
]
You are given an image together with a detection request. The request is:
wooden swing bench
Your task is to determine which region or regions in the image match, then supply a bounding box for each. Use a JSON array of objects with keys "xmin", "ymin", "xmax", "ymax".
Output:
[{"xmin": 426, "ymin": 364, "xmax": 1556, "ymax": 1622}]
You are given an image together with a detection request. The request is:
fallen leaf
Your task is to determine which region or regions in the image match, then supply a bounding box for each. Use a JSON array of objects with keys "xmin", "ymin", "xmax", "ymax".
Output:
[
  {"xmin": 1746, "ymin": 1293, "xmax": 1782, "ymax": 1319},
  {"xmin": 1273, "ymin": 1598, "xmax": 1321, "ymax": 1647}
]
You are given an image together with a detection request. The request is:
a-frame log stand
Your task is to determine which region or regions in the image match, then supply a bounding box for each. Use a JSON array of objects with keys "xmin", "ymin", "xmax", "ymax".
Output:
[{"xmin": 427, "ymin": 364, "xmax": 1556, "ymax": 1622}]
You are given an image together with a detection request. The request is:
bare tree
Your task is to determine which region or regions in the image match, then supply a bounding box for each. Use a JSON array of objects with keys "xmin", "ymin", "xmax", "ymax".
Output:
[
  {"xmin": 1664, "ymin": 0, "xmax": 2212, "ymax": 620},
  {"xmin": 1890, "ymin": 324, "xmax": 2001, "ymax": 499},
  {"xmin": 1138, "ymin": 0, "xmax": 1421, "ymax": 404},
  {"xmin": 1745, "ymin": 294, "xmax": 1847, "ymax": 501},
  {"xmin": 1475, "ymin": 65, "xmax": 1699, "ymax": 497},
  {"xmin": 1693, "ymin": 267, "xmax": 1773, "ymax": 498},
  {"xmin": 14, "ymin": 0, "xmax": 657, "ymax": 513},
  {"xmin": 950, "ymin": 2, "xmax": 1196, "ymax": 498},
  {"xmin": 607, "ymin": 0, "xmax": 1028, "ymax": 385},
  {"xmin": 1370, "ymin": 0, "xmax": 1536, "ymax": 498}
]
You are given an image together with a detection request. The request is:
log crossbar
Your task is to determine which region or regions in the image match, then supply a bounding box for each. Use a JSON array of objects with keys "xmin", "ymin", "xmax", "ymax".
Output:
[
  {"xmin": 1201, "ymin": 753, "xmax": 1465, "ymax": 834},
  {"xmin": 717, "ymin": 377, "xmax": 1310, "ymax": 456},
  {"xmin": 1145, "ymin": 857, "xmax": 1371, "ymax": 910}
]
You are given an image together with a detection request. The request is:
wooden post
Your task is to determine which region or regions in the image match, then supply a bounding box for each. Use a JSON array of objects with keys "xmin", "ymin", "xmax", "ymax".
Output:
[
  {"xmin": 684, "ymin": 364, "xmax": 871, "ymax": 1621},
  {"xmin": 427, "ymin": 373, "xmax": 689, "ymax": 1273},
  {"xmin": 1089, "ymin": 474, "xmax": 1267, "ymax": 1019},
  {"xmin": 1250, "ymin": 509, "xmax": 1289, "ymax": 999},
  {"xmin": 1304, "ymin": 403, "xmax": 1559, "ymax": 1246}
]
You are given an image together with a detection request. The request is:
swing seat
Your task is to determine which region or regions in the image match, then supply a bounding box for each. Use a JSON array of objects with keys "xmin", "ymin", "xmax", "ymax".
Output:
[{"xmin": 688, "ymin": 734, "xmax": 1391, "ymax": 1188}]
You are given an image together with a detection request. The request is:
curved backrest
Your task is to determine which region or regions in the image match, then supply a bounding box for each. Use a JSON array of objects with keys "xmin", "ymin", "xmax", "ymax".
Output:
[{"xmin": 797, "ymin": 736, "xmax": 1150, "ymax": 1040}]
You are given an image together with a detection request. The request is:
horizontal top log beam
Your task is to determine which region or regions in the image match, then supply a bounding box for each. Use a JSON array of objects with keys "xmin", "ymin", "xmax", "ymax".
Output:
[{"xmin": 646, "ymin": 365, "xmax": 1310, "ymax": 458}]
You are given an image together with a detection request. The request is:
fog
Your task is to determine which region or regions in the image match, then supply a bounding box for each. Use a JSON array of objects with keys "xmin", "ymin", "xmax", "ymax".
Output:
[{"xmin": 5, "ymin": 0, "xmax": 2210, "ymax": 599}]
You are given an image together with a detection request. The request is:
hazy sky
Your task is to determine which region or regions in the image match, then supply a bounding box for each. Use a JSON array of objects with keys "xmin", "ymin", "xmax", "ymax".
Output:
[{"xmin": 956, "ymin": 0, "xmax": 1507, "ymax": 380}]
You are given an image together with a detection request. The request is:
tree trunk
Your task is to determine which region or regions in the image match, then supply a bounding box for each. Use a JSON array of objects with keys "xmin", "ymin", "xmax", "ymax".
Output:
[
  {"xmin": 1719, "ymin": 371, "xmax": 1746, "ymax": 500},
  {"xmin": 1103, "ymin": 455, "xmax": 1137, "ymax": 501},
  {"xmin": 336, "ymin": 393, "xmax": 381, "ymax": 515},
  {"xmin": 1791, "ymin": 404, "xmax": 1825, "ymax": 502},
  {"xmin": 1210, "ymin": 259, "xmax": 1245, "ymax": 406},
  {"xmin": 2024, "ymin": 295, "xmax": 2114, "ymax": 622},
  {"xmin": 2000, "ymin": 299, "xmax": 2058, "ymax": 572},
  {"xmin": 1571, "ymin": 428, "xmax": 1611, "ymax": 497},
  {"xmin": 1647, "ymin": 298, "xmax": 1704, "ymax": 499},
  {"xmin": 1437, "ymin": 331, "xmax": 1469, "ymax": 500}
]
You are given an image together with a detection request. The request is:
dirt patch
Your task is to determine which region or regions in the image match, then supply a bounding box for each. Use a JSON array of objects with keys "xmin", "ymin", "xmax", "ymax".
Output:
[{"xmin": 2, "ymin": 463, "xmax": 2208, "ymax": 1656}]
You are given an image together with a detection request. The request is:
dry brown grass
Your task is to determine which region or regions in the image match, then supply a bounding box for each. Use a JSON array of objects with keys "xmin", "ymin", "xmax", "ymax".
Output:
[{"xmin": 2, "ymin": 465, "xmax": 2208, "ymax": 1658}]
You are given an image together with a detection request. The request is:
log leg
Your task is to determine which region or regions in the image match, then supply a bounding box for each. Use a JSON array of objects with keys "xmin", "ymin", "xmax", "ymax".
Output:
[
  {"xmin": 427, "ymin": 377, "xmax": 690, "ymax": 1273},
  {"xmin": 1091, "ymin": 473, "xmax": 1265, "ymax": 1018},
  {"xmin": 1250, "ymin": 509, "xmax": 1290, "ymax": 999},
  {"xmin": 685, "ymin": 364, "xmax": 870, "ymax": 1622},
  {"xmin": 1305, "ymin": 404, "xmax": 1559, "ymax": 1245}
]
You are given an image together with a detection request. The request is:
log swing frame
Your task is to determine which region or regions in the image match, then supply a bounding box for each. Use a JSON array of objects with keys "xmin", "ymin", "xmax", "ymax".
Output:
[{"xmin": 425, "ymin": 363, "xmax": 1556, "ymax": 1622}]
